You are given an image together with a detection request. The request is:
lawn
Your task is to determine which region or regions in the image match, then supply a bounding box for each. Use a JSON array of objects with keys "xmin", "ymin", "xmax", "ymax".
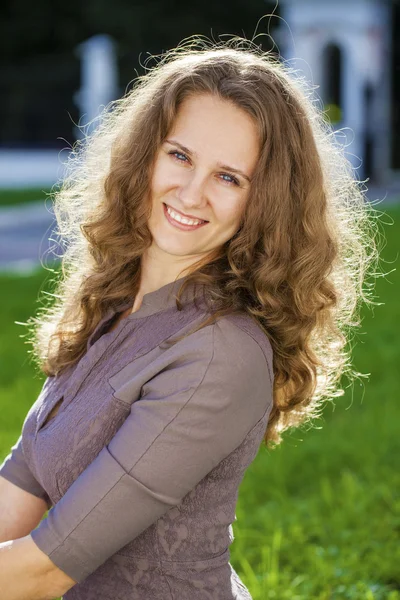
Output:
[
  {"xmin": 0, "ymin": 188, "xmax": 52, "ymax": 207},
  {"xmin": 0, "ymin": 204, "xmax": 399, "ymax": 599}
]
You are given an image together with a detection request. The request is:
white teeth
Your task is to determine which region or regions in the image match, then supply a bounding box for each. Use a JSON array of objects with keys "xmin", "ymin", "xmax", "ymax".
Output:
[{"xmin": 166, "ymin": 205, "xmax": 204, "ymax": 226}]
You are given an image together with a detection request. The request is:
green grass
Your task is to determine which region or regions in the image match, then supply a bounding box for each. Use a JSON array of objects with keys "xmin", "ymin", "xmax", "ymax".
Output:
[
  {"xmin": 0, "ymin": 205, "xmax": 399, "ymax": 599},
  {"xmin": 0, "ymin": 188, "xmax": 52, "ymax": 207}
]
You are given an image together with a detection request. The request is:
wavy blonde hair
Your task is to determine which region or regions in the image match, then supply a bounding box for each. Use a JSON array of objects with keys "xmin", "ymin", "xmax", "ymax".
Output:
[{"xmin": 26, "ymin": 37, "xmax": 383, "ymax": 449}]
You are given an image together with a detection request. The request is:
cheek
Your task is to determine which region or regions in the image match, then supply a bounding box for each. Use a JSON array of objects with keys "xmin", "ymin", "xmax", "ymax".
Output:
[
  {"xmin": 151, "ymin": 160, "xmax": 177, "ymax": 194},
  {"xmin": 227, "ymin": 195, "xmax": 247, "ymax": 220},
  {"xmin": 216, "ymin": 204, "xmax": 244, "ymax": 229}
]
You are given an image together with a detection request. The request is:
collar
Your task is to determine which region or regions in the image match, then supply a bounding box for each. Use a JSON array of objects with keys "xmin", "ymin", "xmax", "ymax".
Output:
[
  {"xmin": 87, "ymin": 275, "xmax": 208, "ymax": 351},
  {"xmin": 113, "ymin": 274, "xmax": 207, "ymax": 320}
]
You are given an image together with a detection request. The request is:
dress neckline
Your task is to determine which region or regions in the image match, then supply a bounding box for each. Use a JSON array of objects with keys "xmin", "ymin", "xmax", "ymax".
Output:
[{"xmin": 86, "ymin": 275, "xmax": 208, "ymax": 350}]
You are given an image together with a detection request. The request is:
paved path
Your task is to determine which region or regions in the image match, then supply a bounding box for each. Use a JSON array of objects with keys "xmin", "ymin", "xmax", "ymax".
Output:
[
  {"xmin": 0, "ymin": 201, "xmax": 59, "ymax": 273},
  {"xmin": 0, "ymin": 184, "xmax": 399, "ymax": 274}
]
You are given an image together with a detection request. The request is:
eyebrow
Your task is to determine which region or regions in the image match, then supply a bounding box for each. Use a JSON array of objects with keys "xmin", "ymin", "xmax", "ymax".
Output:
[{"xmin": 164, "ymin": 138, "xmax": 252, "ymax": 183}]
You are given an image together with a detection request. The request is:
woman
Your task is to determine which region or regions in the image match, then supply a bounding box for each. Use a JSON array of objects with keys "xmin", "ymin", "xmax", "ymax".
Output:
[{"xmin": 0, "ymin": 38, "xmax": 380, "ymax": 599}]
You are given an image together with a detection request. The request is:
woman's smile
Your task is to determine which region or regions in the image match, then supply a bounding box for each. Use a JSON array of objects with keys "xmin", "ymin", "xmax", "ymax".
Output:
[{"xmin": 163, "ymin": 202, "xmax": 209, "ymax": 231}]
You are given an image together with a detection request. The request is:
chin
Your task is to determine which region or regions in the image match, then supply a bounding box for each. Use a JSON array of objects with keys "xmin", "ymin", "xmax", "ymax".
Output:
[{"xmin": 152, "ymin": 233, "xmax": 202, "ymax": 254}]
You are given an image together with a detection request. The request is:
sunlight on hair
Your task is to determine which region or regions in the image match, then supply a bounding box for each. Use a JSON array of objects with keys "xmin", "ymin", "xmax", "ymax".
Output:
[{"xmin": 23, "ymin": 35, "xmax": 385, "ymax": 449}]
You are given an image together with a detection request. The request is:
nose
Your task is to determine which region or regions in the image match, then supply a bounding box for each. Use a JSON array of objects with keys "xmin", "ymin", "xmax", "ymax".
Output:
[{"xmin": 176, "ymin": 170, "xmax": 208, "ymax": 211}]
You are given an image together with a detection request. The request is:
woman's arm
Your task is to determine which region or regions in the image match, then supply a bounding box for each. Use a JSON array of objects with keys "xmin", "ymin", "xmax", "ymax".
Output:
[
  {"xmin": 0, "ymin": 534, "xmax": 77, "ymax": 600},
  {"xmin": 29, "ymin": 321, "xmax": 273, "ymax": 584},
  {"xmin": 0, "ymin": 476, "xmax": 48, "ymax": 543},
  {"xmin": 0, "ymin": 475, "xmax": 77, "ymax": 598}
]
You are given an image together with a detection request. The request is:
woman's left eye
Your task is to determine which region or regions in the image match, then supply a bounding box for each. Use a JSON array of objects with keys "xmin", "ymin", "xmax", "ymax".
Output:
[
  {"xmin": 220, "ymin": 173, "xmax": 240, "ymax": 186},
  {"xmin": 168, "ymin": 150, "xmax": 240, "ymax": 186}
]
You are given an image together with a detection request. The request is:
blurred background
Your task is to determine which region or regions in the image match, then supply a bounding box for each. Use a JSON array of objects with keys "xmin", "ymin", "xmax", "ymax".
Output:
[
  {"xmin": 0, "ymin": 1, "xmax": 399, "ymax": 599},
  {"xmin": 0, "ymin": 0, "xmax": 400, "ymax": 270}
]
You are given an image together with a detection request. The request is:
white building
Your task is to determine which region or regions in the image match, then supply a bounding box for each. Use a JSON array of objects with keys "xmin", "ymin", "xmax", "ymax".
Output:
[
  {"xmin": 277, "ymin": 0, "xmax": 393, "ymax": 185},
  {"xmin": 0, "ymin": 35, "xmax": 118, "ymax": 189},
  {"xmin": 1, "ymin": 3, "xmax": 398, "ymax": 190}
]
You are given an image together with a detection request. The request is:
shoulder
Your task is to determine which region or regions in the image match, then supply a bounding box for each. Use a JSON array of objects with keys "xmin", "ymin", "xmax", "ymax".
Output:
[
  {"xmin": 167, "ymin": 312, "xmax": 272, "ymax": 373},
  {"xmin": 141, "ymin": 313, "xmax": 274, "ymax": 430},
  {"xmin": 164, "ymin": 312, "xmax": 274, "ymax": 401},
  {"xmin": 184, "ymin": 314, "xmax": 274, "ymax": 427},
  {"xmin": 111, "ymin": 311, "xmax": 274, "ymax": 421}
]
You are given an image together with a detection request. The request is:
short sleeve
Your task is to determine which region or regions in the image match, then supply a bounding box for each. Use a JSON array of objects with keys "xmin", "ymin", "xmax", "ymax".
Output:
[
  {"xmin": 0, "ymin": 434, "xmax": 51, "ymax": 508},
  {"xmin": 30, "ymin": 319, "xmax": 273, "ymax": 584}
]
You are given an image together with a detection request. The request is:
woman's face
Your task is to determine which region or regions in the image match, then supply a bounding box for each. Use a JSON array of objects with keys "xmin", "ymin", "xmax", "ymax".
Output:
[{"xmin": 147, "ymin": 93, "xmax": 260, "ymax": 266}]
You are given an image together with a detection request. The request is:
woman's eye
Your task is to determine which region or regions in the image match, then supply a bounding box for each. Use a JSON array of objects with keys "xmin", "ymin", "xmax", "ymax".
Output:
[
  {"xmin": 220, "ymin": 173, "xmax": 240, "ymax": 186},
  {"xmin": 169, "ymin": 150, "xmax": 188, "ymax": 162},
  {"xmin": 168, "ymin": 150, "xmax": 240, "ymax": 186}
]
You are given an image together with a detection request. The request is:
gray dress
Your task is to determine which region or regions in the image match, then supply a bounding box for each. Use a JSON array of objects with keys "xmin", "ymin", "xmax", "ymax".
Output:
[{"xmin": 0, "ymin": 275, "xmax": 274, "ymax": 600}]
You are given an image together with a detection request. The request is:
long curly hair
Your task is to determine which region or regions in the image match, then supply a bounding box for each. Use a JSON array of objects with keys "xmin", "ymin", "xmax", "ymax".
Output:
[{"xmin": 26, "ymin": 37, "xmax": 383, "ymax": 449}]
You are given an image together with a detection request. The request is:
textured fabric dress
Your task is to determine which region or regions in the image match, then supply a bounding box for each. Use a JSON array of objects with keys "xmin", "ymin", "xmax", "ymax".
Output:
[{"xmin": 0, "ymin": 275, "xmax": 274, "ymax": 600}]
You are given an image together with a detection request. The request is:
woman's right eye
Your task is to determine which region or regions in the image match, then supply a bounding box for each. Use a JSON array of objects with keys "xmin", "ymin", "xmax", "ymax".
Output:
[{"xmin": 168, "ymin": 150, "xmax": 189, "ymax": 162}]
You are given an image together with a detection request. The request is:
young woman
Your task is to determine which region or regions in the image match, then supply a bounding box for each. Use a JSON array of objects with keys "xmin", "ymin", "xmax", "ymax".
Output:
[{"xmin": 0, "ymin": 38, "xmax": 380, "ymax": 599}]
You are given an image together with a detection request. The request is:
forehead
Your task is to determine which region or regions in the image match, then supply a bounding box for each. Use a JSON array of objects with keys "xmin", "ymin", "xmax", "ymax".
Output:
[{"xmin": 167, "ymin": 94, "xmax": 260, "ymax": 172}]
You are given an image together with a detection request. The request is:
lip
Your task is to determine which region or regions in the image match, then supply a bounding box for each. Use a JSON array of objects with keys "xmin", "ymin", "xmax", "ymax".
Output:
[
  {"xmin": 164, "ymin": 203, "xmax": 209, "ymax": 223},
  {"xmin": 163, "ymin": 203, "xmax": 209, "ymax": 231}
]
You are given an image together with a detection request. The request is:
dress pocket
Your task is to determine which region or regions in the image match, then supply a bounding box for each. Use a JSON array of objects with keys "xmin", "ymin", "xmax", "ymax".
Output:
[
  {"xmin": 33, "ymin": 377, "xmax": 61, "ymax": 439},
  {"xmin": 34, "ymin": 363, "xmax": 81, "ymax": 439},
  {"xmin": 108, "ymin": 363, "xmax": 144, "ymax": 406},
  {"xmin": 37, "ymin": 395, "xmax": 65, "ymax": 433}
]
